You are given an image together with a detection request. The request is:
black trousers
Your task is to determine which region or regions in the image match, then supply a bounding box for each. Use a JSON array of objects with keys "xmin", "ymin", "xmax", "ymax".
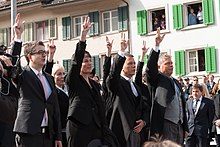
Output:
[
  {"xmin": 15, "ymin": 132, "xmax": 53, "ymax": 147},
  {"xmin": 66, "ymin": 119, "xmax": 102, "ymax": 147},
  {"xmin": 185, "ymin": 135, "xmax": 208, "ymax": 147}
]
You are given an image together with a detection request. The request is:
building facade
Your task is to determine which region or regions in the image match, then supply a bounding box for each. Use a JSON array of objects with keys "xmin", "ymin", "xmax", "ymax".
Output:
[{"xmin": 0, "ymin": 0, "xmax": 219, "ymax": 80}]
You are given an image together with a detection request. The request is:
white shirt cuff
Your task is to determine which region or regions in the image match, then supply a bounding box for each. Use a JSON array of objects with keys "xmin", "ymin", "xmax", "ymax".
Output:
[
  {"xmin": 118, "ymin": 50, "xmax": 125, "ymax": 57},
  {"xmin": 153, "ymin": 46, "xmax": 159, "ymax": 52}
]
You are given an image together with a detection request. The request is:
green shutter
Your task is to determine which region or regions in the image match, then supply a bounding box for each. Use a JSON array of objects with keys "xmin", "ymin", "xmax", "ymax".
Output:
[
  {"xmin": 136, "ymin": 10, "xmax": 147, "ymax": 35},
  {"xmin": 89, "ymin": 11, "xmax": 99, "ymax": 36},
  {"xmin": 62, "ymin": 17, "xmax": 71, "ymax": 40},
  {"xmin": 175, "ymin": 50, "xmax": 185, "ymax": 76},
  {"xmin": 63, "ymin": 59, "xmax": 71, "ymax": 73},
  {"xmin": 205, "ymin": 46, "xmax": 216, "ymax": 73},
  {"xmin": 203, "ymin": 0, "xmax": 214, "ymax": 24},
  {"xmin": 118, "ymin": 6, "xmax": 128, "ymax": 31},
  {"xmin": 138, "ymin": 55, "xmax": 148, "ymax": 64},
  {"xmin": 173, "ymin": 4, "xmax": 183, "ymax": 29},
  {"xmin": 92, "ymin": 55, "xmax": 100, "ymax": 77}
]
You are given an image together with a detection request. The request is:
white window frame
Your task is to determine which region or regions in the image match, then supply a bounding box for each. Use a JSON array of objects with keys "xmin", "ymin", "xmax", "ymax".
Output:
[
  {"xmin": 102, "ymin": 9, "xmax": 118, "ymax": 34},
  {"xmin": 22, "ymin": 23, "xmax": 33, "ymax": 43},
  {"xmin": 72, "ymin": 15, "xmax": 87, "ymax": 38},
  {"xmin": 181, "ymin": 1, "xmax": 207, "ymax": 30},
  {"xmin": 147, "ymin": 4, "xmax": 169, "ymax": 35},
  {"xmin": 34, "ymin": 18, "xmax": 57, "ymax": 41},
  {"xmin": 186, "ymin": 48, "xmax": 206, "ymax": 76}
]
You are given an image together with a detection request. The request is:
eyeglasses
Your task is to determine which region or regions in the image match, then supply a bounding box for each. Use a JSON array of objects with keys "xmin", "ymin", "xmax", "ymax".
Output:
[{"xmin": 30, "ymin": 50, "xmax": 49, "ymax": 55}]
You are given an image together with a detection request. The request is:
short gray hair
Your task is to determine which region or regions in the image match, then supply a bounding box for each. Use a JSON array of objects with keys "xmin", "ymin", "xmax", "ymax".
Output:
[{"xmin": 158, "ymin": 54, "xmax": 172, "ymax": 65}]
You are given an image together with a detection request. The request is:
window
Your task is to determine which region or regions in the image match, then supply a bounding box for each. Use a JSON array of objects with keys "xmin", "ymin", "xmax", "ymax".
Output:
[
  {"xmin": 136, "ymin": 6, "xmax": 168, "ymax": 35},
  {"xmin": 22, "ymin": 23, "xmax": 33, "ymax": 43},
  {"xmin": 72, "ymin": 15, "xmax": 86, "ymax": 37},
  {"xmin": 92, "ymin": 55, "xmax": 101, "ymax": 78},
  {"xmin": 35, "ymin": 18, "xmax": 56, "ymax": 41},
  {"xmin": 102, "ymin": 10, "xmax": 118, "ymax": 33},
  {"xmin": 173, "ymin": 0, "xmax": 214, "ymax": 30},
  {"xmin": 150, "ymin": 9, "xmax": 166, "ymax": 32},
  {"xmin": 188, "ymin": 49, "xmax": 206, "ymax": 72}
]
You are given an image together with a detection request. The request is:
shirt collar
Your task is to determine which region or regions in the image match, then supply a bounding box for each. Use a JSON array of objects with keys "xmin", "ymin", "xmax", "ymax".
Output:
[
  {"xmin": 121, "ymin": 74, "xmax": 132, "ymax": 81},
  {"xmin": 30, "ymin": 66, "xmax": 43, "ymax": 76},
  {"xmin": 193, "ymin": 96, "xmax": 203, "ymax": 102}
]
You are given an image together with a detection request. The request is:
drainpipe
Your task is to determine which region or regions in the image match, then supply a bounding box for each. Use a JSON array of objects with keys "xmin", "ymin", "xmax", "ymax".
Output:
[{"xmin": 122, "ymin": 0, "xmax": 131, "ymax": 54}]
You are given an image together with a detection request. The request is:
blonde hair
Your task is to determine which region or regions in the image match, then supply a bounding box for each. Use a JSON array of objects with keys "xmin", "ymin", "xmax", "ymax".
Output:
[
  {"xmin": 51, "ymin": 64, "xmax": 65, "ymax": 76},
  {"xmin": 143, "ymin": 134, "xmax": 181, "ymax": 147}
]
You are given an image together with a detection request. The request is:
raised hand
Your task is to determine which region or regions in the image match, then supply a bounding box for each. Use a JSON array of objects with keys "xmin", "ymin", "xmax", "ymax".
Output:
[
  {"xmin": 80, "ymin": 16, "xmax": 93, "ymax": 42},
  {"xmin": 140, "ymin": 40, "xmax": 149, "ymax": 62},
  {"xmin": 155, "ymin": 27, "xmax": 165, "ymax": 46},
  {"xmin": 13, "ymin": 13, "xmax": 24, "ymax": 40},
  {"xmin": 47, "ymin": 39, "xmax": 56, "ymax": 62},
  {"xmin": 120, "ymin": 32, "xmax": 129, "ymax": 52},
  {"xmin": 106, "ymin": 36, "xmax": 114, "ymax": 57}
]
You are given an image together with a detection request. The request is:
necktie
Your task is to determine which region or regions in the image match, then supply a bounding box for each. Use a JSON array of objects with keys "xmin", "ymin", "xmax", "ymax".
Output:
[
  {"xmin": 38, "ymin": 73, "xmax": 47, "ymax": 98},
  {"xmin": 193, "ymin": 99, "xmax": 199, "ymax": 114},
  {"xmin": 38, "ymin": 73, "xmax": 48, "ymax": 126},
  {"xmin": 129, "ymin": 79, "xmax": 138, "ymax": 97}
]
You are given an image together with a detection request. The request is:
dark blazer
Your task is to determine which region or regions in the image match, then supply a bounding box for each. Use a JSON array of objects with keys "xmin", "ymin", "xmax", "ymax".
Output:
[
  {"xmin": 66, "ymin": 41, "xmax": 105, "ymax": 127},
  {"xmin": 13, "ymin": 64, "xmax": 62, "ymax": 141},
  {"xmin": 146, "ymin": 49, "xmax": 188, "ymax": 136},
  {"xmin": 186, "ymin": 97, "xmax": 214, "ymax": 137},
  {"xmin": 106, "ymin": 54, "xmax": 150, "ymax": 146}
]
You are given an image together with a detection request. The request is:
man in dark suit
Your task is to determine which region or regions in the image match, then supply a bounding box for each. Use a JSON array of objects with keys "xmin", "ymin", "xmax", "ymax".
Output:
[
  {"xmin": 12, "ymin": 13, "xmax": 62, "ymax": 147},
  {"xmin": 185, "ymin": 84, "xmax": 214, "ymax": 147},
  {"xmin": 147, "ymin": 28, "xmax": 188, "ymax": 145},
  {"xmin": 107, "ymin": 33, "xmax": 150, "ymax": 147}
]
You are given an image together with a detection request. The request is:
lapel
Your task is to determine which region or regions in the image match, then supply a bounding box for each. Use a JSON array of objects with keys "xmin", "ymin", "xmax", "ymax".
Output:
[
  {"xmin": 26, "ymin": 66, "xmax": 46, "ymax": 100},
  {"xmin": 196, "ymin": 97, "xmax": 205, "ymax": 117}
]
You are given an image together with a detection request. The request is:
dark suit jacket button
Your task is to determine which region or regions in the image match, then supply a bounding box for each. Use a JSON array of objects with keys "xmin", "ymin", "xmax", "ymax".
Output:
[{"xmin": 92, "ymin": 108, "xmax": 95, "ymax": 111}]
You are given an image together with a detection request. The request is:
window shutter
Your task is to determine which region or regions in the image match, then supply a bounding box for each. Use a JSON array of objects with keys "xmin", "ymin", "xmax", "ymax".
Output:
[
  {"xmin": 138, "ymin": 55, "xmax": 148, "ymax": 64},
  {"xmin": 203, "ymin": 0, "xmax": 214, "ymax": 24},
  {"xmin": 49, "ymin": 19, "xmax": 56, "ymax": 38},
  {"xmin": 136, "ymin": 10, "xmax": 147, "ymax": 35},
  {"xmin": 205, "ymin": 46, "xmax": 216, "ymax": 73},
  {"xmin": 89, "ymin": 11, "xmax": 99, "ymax": 36},
  {"xmin": 63, "ymin": 59, "xmax": 72, "ymax": 73},
  {"xmin": 118, "ymin": 6, "xmax": 128, "ymax": 31},
  {"xmin": 173, "ymin": 4, "xmax": 183, "ymax": 29},
  {"xmin": 92, "ymin": 55, "xmax": 100, "ymax": 78},
  {"xmin": 175, "ymin": 50, "xmax": 185, "ymax": 76},
  {"xmin": 62, "ymin": 17, "xmax": 71, "ymax": 40}
]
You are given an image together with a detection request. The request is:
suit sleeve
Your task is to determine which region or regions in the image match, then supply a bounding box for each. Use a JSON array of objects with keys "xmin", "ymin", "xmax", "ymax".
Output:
[
  {"xmin": 65, "ymin": 41, "xmax": 86, "ymax": 89},
  {"xmin": 146, "ymin": 49, "xmax": 160, "ymax": 87},
  {"xmin": 44, "ymin": 60, "xmax": 53, "ymax": 75},
  {"xmin": 11, "ymin": 41, "xmax": 22, "ymax": 65},
  {"xmin": 106, "ymin": 54, "xmax": 125, "ymax": 93},
  {"xmin": 135, "ymin": 61, "xmax": 144, "ymax": 87},
  {"xmin": 102, "ymin": 56, "xmax": 111, "ymax": 94}
]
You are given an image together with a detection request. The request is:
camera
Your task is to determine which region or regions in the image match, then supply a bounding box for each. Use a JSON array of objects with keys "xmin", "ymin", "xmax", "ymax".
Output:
[{"xmin": 0, "ymin": 45, "xmax": 18, "ymax": 78}]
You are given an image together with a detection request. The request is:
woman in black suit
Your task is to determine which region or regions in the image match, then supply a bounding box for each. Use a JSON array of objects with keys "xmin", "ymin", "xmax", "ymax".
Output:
[{"xmin": 65, "ymin": 16, "xmax": 107, "ymax": 147}]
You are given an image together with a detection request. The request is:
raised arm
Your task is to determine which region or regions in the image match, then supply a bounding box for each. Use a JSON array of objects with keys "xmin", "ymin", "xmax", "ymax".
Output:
[
  {"xmin": 44, "ymin": 39, "xmax": 56, "ymax": 74},
  {"xmin": 135, "ymin": 40, "xmax": 149, "ymax": 87},
  {"xmin": 106, "ymin": 32, "xmax": 128, "ymax": 93},
  {"xmin": 66, "ymin": 16, "xmax": 93, "ymax": 85},
  {"xmin": 102, "ymin": 36, "xmax": 113, "ymax": 92},
  {"xmin": 146, "ymin": 28, "xmax": 165, "ymax": 86}
]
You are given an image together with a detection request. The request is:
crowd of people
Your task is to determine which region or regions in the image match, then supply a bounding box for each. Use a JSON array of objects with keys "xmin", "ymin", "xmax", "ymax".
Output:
[{"xmin": 0, "ymin": 13, "xmax": 219, "ymax": 147}]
